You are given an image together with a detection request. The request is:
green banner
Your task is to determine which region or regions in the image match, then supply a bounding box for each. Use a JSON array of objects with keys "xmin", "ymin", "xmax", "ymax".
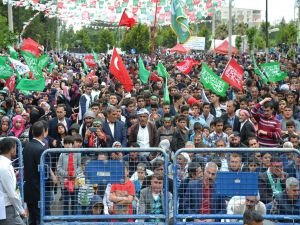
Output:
[
  {"xmin": 260, "ymin": 62, "xmax": 287, "ymax": 82},
  {"xmin": 200, "ymin": 63, "xmax": 228, "ymax": 97},
  {"xmin": 171, "ymin": 0, "xmax": 191, "ymax": 43}
]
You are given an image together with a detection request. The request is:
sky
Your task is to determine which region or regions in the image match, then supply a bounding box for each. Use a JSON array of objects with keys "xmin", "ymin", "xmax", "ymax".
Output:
[{"xmin": 232, "ymin": 0, "xmax": 296, "ymax": 24}]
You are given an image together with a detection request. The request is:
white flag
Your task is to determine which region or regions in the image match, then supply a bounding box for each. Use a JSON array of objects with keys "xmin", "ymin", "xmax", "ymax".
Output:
[{"xmin": 8, "ymin": 57, "xmax": 30, "ymax": 75}]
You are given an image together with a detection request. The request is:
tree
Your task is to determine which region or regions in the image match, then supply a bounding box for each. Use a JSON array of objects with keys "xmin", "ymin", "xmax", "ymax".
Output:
[
  {"xmin": 235, "ymin": 35, "xmax": 242, "ymax": 52},
  {"xmin": 97, "ymin": 29, "xmax": 115, "ymax": 53},
  {"xmin": 234, "ymin": 22, "xmax": 248, "ymax": 36},
  {"xmin": 0, "ymin": 15, "xmax": 16, "ymax": 48},
  {"xmin": 155, "ymin": 26, "xmax": 177, "ymax": 48},
  {"xmin": 121, "ymin": 24, "xmax": 150, "ymax": 53},
  {"xmin": 215, "ymin": 23, "xmax": 228, "ymax": 40},
  {"xmin": 198, "ymin": 23, "xmax": 211, "ymax": 50},
  {"xmin": 246, "ymin": 27, "xmax": 257, "ymax": 52}
]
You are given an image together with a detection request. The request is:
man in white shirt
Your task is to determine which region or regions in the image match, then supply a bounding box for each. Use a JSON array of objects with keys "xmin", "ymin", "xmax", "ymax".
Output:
[{"xmin": 0, "ymin": 138, "xmax": 27, "ymax": 225}]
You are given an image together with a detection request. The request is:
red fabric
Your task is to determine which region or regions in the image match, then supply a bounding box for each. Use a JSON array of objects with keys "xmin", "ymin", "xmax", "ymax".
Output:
[
  {"xmin": 5, "ymin": 75, "xmax": 15, "ymax": 93},
  {"xmin": 200, "ymin": 183, "xmax": 211, "ymax": 214},
  {"xmin": 111, "ymin": 180, "xmax": 135, "ymax": 222},
  {"xmin": 65, "ymin": 153, "xmax": 75, "ymax": 193},
  {"xmin": 109, "ymin": 48, "xmax": 133, "ymax": 92},
  {"xmin": 119, "ymin": 9, "xmax": 135, "ymax": 28},
  {"xmin": 21, "ymin": 38, "xmax": 42, "ymax": 57},
  {"xmin": 213, "ymin": 40, "xmax": 238, "ymax": 55},
  {"xmin": 84, "ymin": 54, "xmax": 97, "ymax": 68},
  {"xmin": 176, "ymin": 59, "xmax": 194, "ymax": 75},
  {"xmin": 150, "ymin": 72, "xmax": 162, "ymax": 82},
  {"xmin": 221, "ymin": 58, "xmax": 244, "ymax": 91},
  {"xmin": 169, "ymin": 44, "xmax": 190, "ymax": 54},
  {"xmin": 187, "ymin": 96, "xmax": 199, "ymax": 106}
]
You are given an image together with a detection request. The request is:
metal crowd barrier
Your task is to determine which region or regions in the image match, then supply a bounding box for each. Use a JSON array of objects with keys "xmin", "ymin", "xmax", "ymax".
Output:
[
  {"xmin": 0, "ymin": 137, "xmax": 25, "ymax": 205},
  {"xmin": 39, "ymin": 148, "xmax": 170, "ymax": 225},
  {"xmin": 173, "ymin": 148, "xmax": 300, "ymax": 225}
]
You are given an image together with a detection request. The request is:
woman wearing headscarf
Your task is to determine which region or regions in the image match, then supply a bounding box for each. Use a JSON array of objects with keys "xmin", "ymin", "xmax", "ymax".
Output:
[
  {"xmin": 8, "ymin": 115, "xmax": 25, "ymax": 138},
  {"xmin": 0, "ymin": 116, "xmax": 10, "ymax": 137},
  {"xmin": 69, "ymin": 83, "xmax": 81, "ymax": 108}
]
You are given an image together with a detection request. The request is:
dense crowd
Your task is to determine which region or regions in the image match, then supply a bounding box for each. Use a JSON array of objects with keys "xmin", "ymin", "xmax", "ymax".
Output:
[{"xmin": 0, "ymin": 50, "xmax": 299, "ymax": 225}]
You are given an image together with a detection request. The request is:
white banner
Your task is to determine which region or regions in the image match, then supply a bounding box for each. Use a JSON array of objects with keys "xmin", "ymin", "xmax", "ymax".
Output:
[{"xmin": 8, "ymin": 57, "xmax": 30, "ymax": 75}]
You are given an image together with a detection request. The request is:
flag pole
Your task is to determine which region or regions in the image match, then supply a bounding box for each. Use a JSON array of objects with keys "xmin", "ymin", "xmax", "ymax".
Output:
[{"xmin": 150, "ymin": 1, "xmax": 159, "ymax": 64}]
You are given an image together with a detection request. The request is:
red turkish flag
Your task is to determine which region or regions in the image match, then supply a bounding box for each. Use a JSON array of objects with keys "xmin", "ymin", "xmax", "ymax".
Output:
[
  {"xmin": 109, "ymin": 48, "xmax": 133, "ymax": 92},
  {"xmin": 119, "ymin": 9, "xmax": 135, "ymax": 28},
  {"xmin": 221, "ymin": 58, "xmax": 244, "ymax": 91},
  {"xmin": 84, "ymin": 54, "xmax": 97, "ymax": 68},
  {"xmin": 21, "ymin": 38, "xmax": 43, "ymax": 57},
  {"xmin": 5, "ymin": 76, "xmax": 16, "ymax": 93},
  {"xmin": 176, "ymin": 59, "xmax": 194, "ymax": 75}
]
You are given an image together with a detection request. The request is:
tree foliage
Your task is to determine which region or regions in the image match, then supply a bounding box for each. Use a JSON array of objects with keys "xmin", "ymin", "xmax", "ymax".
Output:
[
  {"xmin": 246, "ymin": 27, "xmax": 257, "ymax": 52},
  {"xmin": 198, "ymin": 23, "xmax": 211, "ymax": 50},
  {"xmin": 234, "ymin": 22, "xmax": 247, "ymax": 35},
  {"xmin": 121, "ymin": 24, "xmax": 150, "ymax": 53},
  {"xmin": 235, "ymin": 35, "xmax": 242, "ymax": 52},
  {"xmin": 155, "ymin": 26, "xmax": 177, "ymax": 48},
  {"xmin": 215, "ymin": 23, "xmax": 228, "ymax": 40}
]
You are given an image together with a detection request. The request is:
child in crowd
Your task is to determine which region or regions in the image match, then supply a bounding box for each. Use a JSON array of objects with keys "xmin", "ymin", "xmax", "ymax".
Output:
[
  {"xmin": 57, "ymin": 135, "xmax": 82, "ymax": 215},
  {"xmin": 76, "ymin": 157, "xmax": 94, "ymax": 214}
]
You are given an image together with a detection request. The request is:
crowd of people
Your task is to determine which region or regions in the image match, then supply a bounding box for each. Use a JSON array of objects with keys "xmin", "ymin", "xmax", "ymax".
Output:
[{"xmin": 0, "ymin": 49, "xmax": 299, "ymax": 225}]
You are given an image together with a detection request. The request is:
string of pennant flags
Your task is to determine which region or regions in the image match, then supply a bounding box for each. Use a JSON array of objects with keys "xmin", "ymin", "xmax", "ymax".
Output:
[{"xmin": 2, "ymin": 0, "xmax": 224, "ymax": 28}]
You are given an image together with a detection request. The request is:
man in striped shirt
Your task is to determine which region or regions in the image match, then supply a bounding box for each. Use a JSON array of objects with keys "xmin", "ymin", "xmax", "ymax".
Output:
[{"xmin": 251, "ymin": 97, "xmax": 281, "ymax": 147}]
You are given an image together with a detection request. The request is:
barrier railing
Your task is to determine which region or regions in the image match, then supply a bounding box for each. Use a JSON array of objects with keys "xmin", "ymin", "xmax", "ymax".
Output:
[
  {"xmin": 173, "ymin": 148, "xmax": 300, "ymax": 224},
  {"xmin": 40, "ymin": 148, "xmax": 170, "ymax": 225},
  {"xmin": 0, "ymin": 137, "xmax": 24, "ymax": 205}
]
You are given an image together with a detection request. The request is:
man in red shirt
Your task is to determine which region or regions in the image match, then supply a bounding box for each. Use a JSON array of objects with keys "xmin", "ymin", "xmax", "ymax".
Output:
[{"xmin": 251, "ymin": 97, "xmax": 281, "ymax": 147}]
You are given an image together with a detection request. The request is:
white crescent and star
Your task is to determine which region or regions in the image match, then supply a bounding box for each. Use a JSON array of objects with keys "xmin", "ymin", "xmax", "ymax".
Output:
[{"xmin": 114, "ymin": 57, "xmax": 120, "ymax": 71}]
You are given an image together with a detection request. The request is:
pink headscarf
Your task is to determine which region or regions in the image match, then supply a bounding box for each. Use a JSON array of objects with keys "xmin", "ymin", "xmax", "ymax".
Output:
[{"xmin": 10, "ymin": 115, "xmax": 25, "ymax": 138}]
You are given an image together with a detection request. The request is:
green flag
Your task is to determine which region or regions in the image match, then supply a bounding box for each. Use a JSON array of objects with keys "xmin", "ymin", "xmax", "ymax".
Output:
[
  {"xmin": 138, "ymin": 58, "xmax": 150, "ymax": 84},
  {"xmin": 21, "ymin": 51, "xmax": 43, "ymax": 79},
  {"xmin": 0, "ymin": 57, "xmax": 13, "ymax": 79},
  {"xmin": 163, "ymin": 77, "xmax": 170, "ymax": 104},
  {"xmin": 200, "ymin": 63, "xmax": 228, "ymax": 97},
  {"xmin": 252, "ymin": 55, "xmax": 268, "ymax": 84},
  {"xmin": 83, "ymin": 60, "xmax": 88, "ymax": 73},
  {"xmin": 38, "ymin": 54, "xmax": 49, "ymax": 69},
  {"xmin": 260, "ymin": 62, "xmax": 287, "ymax": 82},
  {"xmin": 16, "ymin": 78, "xmax": 45, "ymax": 91},
  {"xmin": 156, "ymin": 62, "xmax": 169, "ymax": 78},
  {"xmin": 8, "ymin": 46, "xmax": 18, "ymax": 60},
  {"xmin": 171, "ymin": 0, "xmax": 191, "ymax": 43},
  {"xmin": 92, "ymin": 50, "xmax": 98, "ymax": 65}
]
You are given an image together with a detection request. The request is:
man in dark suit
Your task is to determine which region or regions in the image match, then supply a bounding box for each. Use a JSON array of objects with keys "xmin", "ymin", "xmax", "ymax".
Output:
[
  {"xmin": 184, "ymin": 162, "xmax": 226, "ymax": 221},
  {"xmin": 221, "ymin": 100, "xmax": 240, "ymax": 132},
  {"xmin": 102, "ymin": 105, "xmax": 127, "ymax": 147},
  {"xmin": 128, "ymin": 108, "xmax": 159, "ymax": 148},
  {"xmin": 238, "ymin": 109, "xmax": 256, "ymax": 145},
  {"xmin": 48, "ymin": 104, "xmax": 72, "ymax": 139},
  {"xmin": 23, "ymin": 121, "xmax": 47, "ymax": 225},
  {"xmin": 259, "ymin": 156, "xmax": 289, "ymax": 204}
]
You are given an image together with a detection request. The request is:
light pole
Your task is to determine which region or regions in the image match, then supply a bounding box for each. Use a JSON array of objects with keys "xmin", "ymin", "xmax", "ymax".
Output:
[
  {"xmin": 8, "ymin": 0, "xmax": 13, "ymax": 32},
  {"xmin": 265, "ymin": 0, "xmax": 269, "ymax": 62},
  {"xmin": 228, "ymin": 0, "xmax": 233, "ymax": 58}
]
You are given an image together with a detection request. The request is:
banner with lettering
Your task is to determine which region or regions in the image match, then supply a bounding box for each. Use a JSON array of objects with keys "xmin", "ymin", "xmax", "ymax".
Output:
[
  {"xmin": 221, "ymin": 58, "xmax": 244, "ymax": 91},
  {"xmin": 200, "ymin": 63, "xmax": 228, "ymax": 97}
]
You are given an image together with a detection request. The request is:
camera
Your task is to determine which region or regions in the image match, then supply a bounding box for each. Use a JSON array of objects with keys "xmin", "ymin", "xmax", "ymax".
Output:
[{"xmin": 90, "ymin": 127, "xmax": 97, "ymax": 133}]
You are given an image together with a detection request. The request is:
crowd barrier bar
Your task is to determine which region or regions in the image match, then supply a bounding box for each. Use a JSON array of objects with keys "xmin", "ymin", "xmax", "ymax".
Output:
[
  {"xmin": 40, "ymin": 147, "xmax": 169, "ymax": 225},
  {"xmin": 173, "ymin": 148, "xmax": 300, "ymax": 225}
]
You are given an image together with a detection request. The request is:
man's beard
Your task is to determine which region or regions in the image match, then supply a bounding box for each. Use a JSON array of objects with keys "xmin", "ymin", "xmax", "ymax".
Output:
[{"xmin": 239, "ymin": 118, "xmax": 245, "ymax": 123}]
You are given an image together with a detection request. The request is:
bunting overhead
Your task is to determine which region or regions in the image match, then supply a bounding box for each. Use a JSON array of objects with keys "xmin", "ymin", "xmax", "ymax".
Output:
[{"xmin": 2, "ymin": 0, "xmax": 224, "ymax": 28}]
